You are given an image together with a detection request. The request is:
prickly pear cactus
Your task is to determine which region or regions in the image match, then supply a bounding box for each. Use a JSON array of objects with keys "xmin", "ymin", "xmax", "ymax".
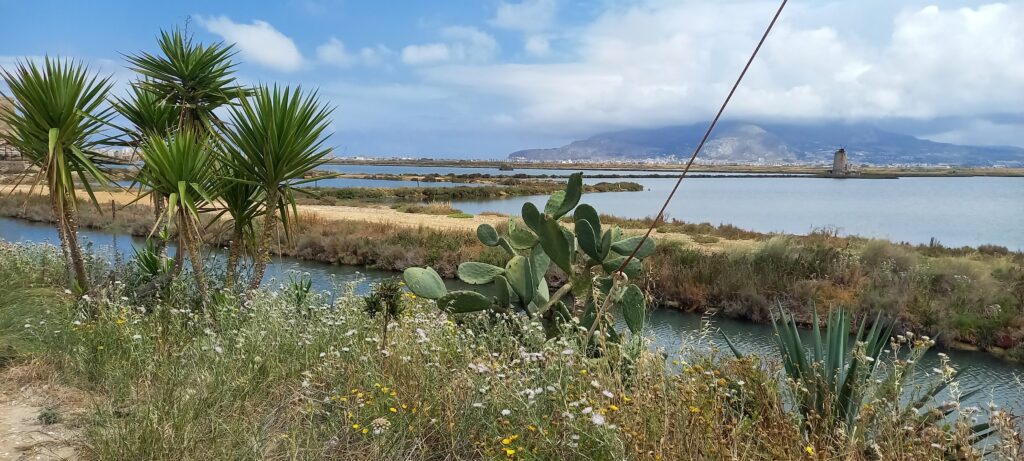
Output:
[{"xmin": 402, "ymin": 173, "xmax": 655, "ymax": 342}]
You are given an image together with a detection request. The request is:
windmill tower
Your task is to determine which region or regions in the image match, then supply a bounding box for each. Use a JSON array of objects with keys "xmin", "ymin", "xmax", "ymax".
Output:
[{"xmin": 829, "ymin": 148, "xmax": 849, "ymax": 177}]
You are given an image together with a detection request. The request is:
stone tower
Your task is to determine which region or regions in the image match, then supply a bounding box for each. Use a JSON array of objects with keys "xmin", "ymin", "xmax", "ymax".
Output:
[{"xmin": 831, "ymin": 148, "xmax": 848, "ymax": 176}]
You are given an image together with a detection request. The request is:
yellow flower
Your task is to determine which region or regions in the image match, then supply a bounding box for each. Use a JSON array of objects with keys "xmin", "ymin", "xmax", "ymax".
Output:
[
  {"xmin": 804, "ymin": 445, "xmax": 815, "ymax": 456},
  {"xmin": 504, "ymin": 448, "xmax": 516, "ymax": 457},
  {"xmin": 362, "ymin": 428, "xmax": 368, "ymax": 434},
  {"xmin": 352, "ymin": 424, "xmax": 360, "ymax": 429},
  {"xmin": 389, "ymin": 407, "xmax": 397, "ymax": 413},
  {"xmin": 527, "ymin": 424, "xmax": 537, "ymax": 432},
  {"xmin": 502, "ymin": 438, "xmax": 512, "ymax": 445},
  {"xmin": 401, "ymin": 404, "xmax": 408, "ymax": 409},
  {"xmin": 610, "ymin": 404, "xmax": 619, "ymax": 411},
  {"xmin": 689, "ymin": 406, "xmax": 701, "ymax": 414},
  {"xmin": 580, "ymin": 369, "xmax": 588, "ymax": 375}
]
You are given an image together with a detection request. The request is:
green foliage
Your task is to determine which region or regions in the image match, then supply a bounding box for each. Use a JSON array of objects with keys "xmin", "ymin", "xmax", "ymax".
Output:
[
  {"xmin": 362, "ymin": 278, "xmax": 404, "ymax": 320},
  {"xmin": 132, "ymin": 239, "xmax": 173, "ymax": 277},
  {"xmin": 0, "ymin": 57, "xmax": 115, "ymax": 292},
  {"xmin": 125, "ymin": 27, "xmax": 249, "ymax": 134},
  {"xmin": 402, "ymin": 267, "xmax": 447, "ymax": 300},
  {"xmin": 403, "ymin": 173, "xmax": 656, "ymax": 342}
]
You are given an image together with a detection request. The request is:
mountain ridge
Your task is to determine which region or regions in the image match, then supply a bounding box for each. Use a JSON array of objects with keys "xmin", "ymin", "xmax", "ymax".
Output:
[{"xmin": 508, "ymin": 121, "xmax": 1024, "ymax": 166}]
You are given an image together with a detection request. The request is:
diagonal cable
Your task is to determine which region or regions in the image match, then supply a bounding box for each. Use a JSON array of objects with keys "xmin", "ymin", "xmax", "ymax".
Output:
[{"xmin": 616, "ymin": 0, "xmax": 789, "ymax": 273}]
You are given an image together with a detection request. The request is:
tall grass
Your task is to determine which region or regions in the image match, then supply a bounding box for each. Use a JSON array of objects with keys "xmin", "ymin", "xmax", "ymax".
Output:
[{"xmin": 0, "ymin": 241, "xmax": 1019, "ymax": 460}]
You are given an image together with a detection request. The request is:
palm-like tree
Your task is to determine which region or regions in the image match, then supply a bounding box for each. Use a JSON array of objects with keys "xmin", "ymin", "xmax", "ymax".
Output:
[
  {"xmin": 134, "ymin": 132, "xmax": 217, "ymax": 299},
  {"xmin": 0, "ymin": 58, "xmax": 114, "ymax": 293},
  {"xmin": 221, "ymin": 85, "xmax": 333, "ymax": 290},
  {"xmin": 213, "ymin": 166, "xmax": 263, "ymax": 290},
  {"xmin": 122, "ymin": 28, "xmax": 248, "ymax": 268},
  {"xmin": 109, "ymin": 85, "xmax": 177, "ymax": 149},
  {"xmin": 124, "ymin": 28, "xmax": 248, "ymax": 135}
]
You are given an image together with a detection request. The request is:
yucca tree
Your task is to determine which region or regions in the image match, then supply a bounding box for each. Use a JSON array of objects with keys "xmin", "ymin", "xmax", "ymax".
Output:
[
  {"xmin": 124, "ymin": 28, "xmax": 249, "ymax": 260},
  {"xmin": 0, "ymin": 58, "xmax": 114, "ymax": 293},
  {"xmin": 134, "ymin": 132, "xmax": 217, "ymax": 299},
  {"xmin": 221, "ymin": 85, "xmax": 333, "ymax": 291},
  {"xmin": 213, "ymin": 166, "xmax": 263, "ymax": 290},
  {"xmin": 109, "ymin": 85, "xmax": 177, "ymax": 149},
  {"xmin": 124, "ymin": 28, "xmax": 248, "ymax": 135}
]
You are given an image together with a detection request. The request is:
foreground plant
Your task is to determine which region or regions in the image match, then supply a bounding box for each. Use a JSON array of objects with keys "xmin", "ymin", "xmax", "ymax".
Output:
[
  {"xmin": 403, "ymin": 173, "xmax": 655, "ymax": 346},
  {"xmin": 0, "ymin": 58, "xmax": 114, "ymax": 294},
  {"xmin": 133, "ymin": 132, "xmax": 217, "ymax": 299},
  {"xmin": 221, "ymin": 85, "xmax": 333, "ymax": 291},
  {"xmin": 747, "ymin": 306, "xmax": 1006, "ymax": 457}
]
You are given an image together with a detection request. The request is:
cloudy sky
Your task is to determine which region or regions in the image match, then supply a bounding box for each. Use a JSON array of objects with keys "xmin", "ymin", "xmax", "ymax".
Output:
[{"xmin": 1, "ymin": 0, "xmax": 1022, "ymax": 157}]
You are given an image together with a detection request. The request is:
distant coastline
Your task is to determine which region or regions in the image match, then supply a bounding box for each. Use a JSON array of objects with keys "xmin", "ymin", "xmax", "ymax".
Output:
[{"xmin": 324, "ymin": 158, "xmax": 1024, "ymax": 178}]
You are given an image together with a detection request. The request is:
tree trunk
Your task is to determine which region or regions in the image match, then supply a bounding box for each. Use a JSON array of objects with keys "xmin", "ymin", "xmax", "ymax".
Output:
[
  {"xmin": 179, "ymin": 212, "xmax": 208, "ymax": 301},
  {"xmin": 152, "ymin": 194, "xmax": 168, "ymax": 257},
  {"xmin": 50, "ymin": 198, "xmax": 76, "ymax": 289},
  {"xmin": 224, "ymin": 226, "xmax": 244, "ymax": 291},
  {"xmin": 247, "ymin": 190, "xmax": 278, "ymax": 292},
  {"xmin": 62, "ymin": 205, "xmax": 91, "ymax": 294}
]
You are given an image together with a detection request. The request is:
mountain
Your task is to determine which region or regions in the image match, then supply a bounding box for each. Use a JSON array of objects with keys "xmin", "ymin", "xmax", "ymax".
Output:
[{"xmin": 508, "ymin": 121, "xmax": 1024, "ymax": 166}]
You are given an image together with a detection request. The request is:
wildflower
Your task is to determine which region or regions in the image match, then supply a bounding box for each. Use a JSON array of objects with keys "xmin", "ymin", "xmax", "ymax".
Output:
[
  {"xmin": 804, "ymin": 445, "xmax": 815, "ymax": 456},
  {"xmin": 131, "ymin": 334, "xmax": 142, "ymax": 341},
  {"xmin": 689, "ymin": 406, "xmax": 701, "ymax": 414},
  {"xmin": 602, "ymin": 390, "xmax": 614, "ymax": 399},
  {"xmin": 609, "ymin": 404, "xmax": 619, "ymax": 411},
  {"xmin": 580, "ymin": 369, "xmax": 587, "ymax": 375},
  {"xmin": 352, "ymin": 423, "xmax": 361, "ymax": 429},
  {"xmin": 504, "ymin": 448, "xmax": 516, "ymax": 457},
  {"xmin": 591, "ymin": 413, "xmax": 605, "ymax": 426},
  {"xmin": 501, "ymin": 409, "xmax": 511, "ymax": 416},
  {"xmin": 472, "ymin": 403, "xmax": 484, "ymax": 408},
  {"xmin": 389, "ymin": 407, "xmax": 397, "ymax": 413},
  {"xmin": 371, "ymin": 417, "xmax": 390, "ymax": 435}
]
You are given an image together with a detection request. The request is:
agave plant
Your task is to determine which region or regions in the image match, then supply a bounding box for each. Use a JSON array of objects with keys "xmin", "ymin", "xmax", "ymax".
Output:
[
  {"xmin": 133, "ymin": 132, "xmax": 217, "ymax": 299},
  {"xmin": 771, "ymin": 307, "xmax": 894, "ymax": 430},
  {"xmin": 402, "ymin": 173, "xmax": 654, "ymax": 345},
  {"xmin": 219, "ymin": 85, "xmax": 333, "ymax": 291},
  {"xmin": 0, "ymin": 58, "xmax": 115, "ymax": 293},
  {"xmin": 735, "ymin": 306, "xmax": 1001, "ymax": 452}
]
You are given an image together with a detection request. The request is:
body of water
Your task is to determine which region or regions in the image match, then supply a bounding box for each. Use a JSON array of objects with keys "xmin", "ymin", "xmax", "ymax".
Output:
[
  {"xmin": 319, "ymin": 164, "xmax": 790, "ymax": 178},
  {"xmin": 453, "ymin": 176, "xmax": 1024, "ymax": 250},
  {"xmin": 1, "ymin": 216, "xmax": 1020, "ymax": 415}
]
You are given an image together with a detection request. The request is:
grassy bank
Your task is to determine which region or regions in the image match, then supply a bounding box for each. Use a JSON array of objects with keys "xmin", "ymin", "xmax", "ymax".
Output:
[
  {"xmin": 1, "ymin": 192, "xmax": 1021, "ymax": 359},
  {"xmin": 1, "ymin": 242, "xmax": 1021, "ymax": 460}
]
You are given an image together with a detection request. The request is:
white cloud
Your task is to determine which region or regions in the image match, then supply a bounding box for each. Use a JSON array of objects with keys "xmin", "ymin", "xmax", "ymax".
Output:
[
  {"xmin": 419, "ymin": 1, "xmax": 1024, "ymax": 136},
  {"xmin": 402, "ymin": 43, "xmax": 451, "ymax": 65},
  {"xmin": 317, "ymin": 38, "xmax": 393, "ymax": 67},
  {"xmin": 524, "ymin": 35, "xmax": 551, "ymax": 56},
  {"xmin": 199, "ymin": 16, "xmax": 304, "ymax": 72},
  {"xmin": 441, "ymin": 26, "xmax": 499, "ymax": 62},
  {"xmin": 492, "ymin": 0, "xmax": 558, "ymax": 31},
  {"xmin": 402, "ymin": 26, "xmax": 498, "ymax": 66}
]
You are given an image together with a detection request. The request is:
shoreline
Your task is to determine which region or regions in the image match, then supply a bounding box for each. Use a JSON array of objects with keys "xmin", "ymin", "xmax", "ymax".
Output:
[{"xmin": 323, "ymin": 158, "xmax": 1024, "ymax": 178}]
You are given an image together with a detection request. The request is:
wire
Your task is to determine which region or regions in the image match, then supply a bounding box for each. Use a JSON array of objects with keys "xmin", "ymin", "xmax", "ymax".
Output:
[{"xmin": 616, "ymin": 0, "xmax": 789, "ymax": 273}]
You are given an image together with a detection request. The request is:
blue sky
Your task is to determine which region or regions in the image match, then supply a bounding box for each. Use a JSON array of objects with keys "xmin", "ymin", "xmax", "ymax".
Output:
[{"xmin": 2, "ymin": 0, "xmax": 1022, "ymax": 157}]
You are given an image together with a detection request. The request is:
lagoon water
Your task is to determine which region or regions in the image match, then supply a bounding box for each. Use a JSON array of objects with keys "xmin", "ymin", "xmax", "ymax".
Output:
[
  {"xmin": 315, "ymin": 165, "xmax": 1024, "ymax": 250},
  {"xmin": 1, "ymin": 216, "xmax": 1020, "ymax": 416},
  {"xmin": 454, "ymin": 176, "xmax": 1024, "ymax": 251}
]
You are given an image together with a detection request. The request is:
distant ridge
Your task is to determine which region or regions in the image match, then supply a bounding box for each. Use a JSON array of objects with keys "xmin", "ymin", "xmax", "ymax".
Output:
[{"xmin": 509, "ymin": 121, "xmax": 1024, "ymax": 167}]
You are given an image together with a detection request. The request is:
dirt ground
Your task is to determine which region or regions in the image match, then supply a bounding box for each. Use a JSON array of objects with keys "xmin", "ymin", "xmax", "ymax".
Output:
[
  {"xmin": 1, "ymin": 184, "xmax": 760, "ymax": 253},
  {"xmin": 0, "ymin": 365, "xmax": 84, "ymax": 461}
]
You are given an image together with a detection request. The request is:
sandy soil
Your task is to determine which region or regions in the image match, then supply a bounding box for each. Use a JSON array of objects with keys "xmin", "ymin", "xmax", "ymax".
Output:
[
  {"xmin": 0, "ymin": 366, "xmax": 84, "ymax": 461},
  {"xmin": 1, "ymin": 184, "xmax": 759, "ymax": 253}
]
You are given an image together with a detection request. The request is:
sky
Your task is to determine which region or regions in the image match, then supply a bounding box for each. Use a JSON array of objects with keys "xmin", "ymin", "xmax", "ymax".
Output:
[{"xmin": 1, "ymin": 0, "xmax": 1022, "ymax": 158}]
